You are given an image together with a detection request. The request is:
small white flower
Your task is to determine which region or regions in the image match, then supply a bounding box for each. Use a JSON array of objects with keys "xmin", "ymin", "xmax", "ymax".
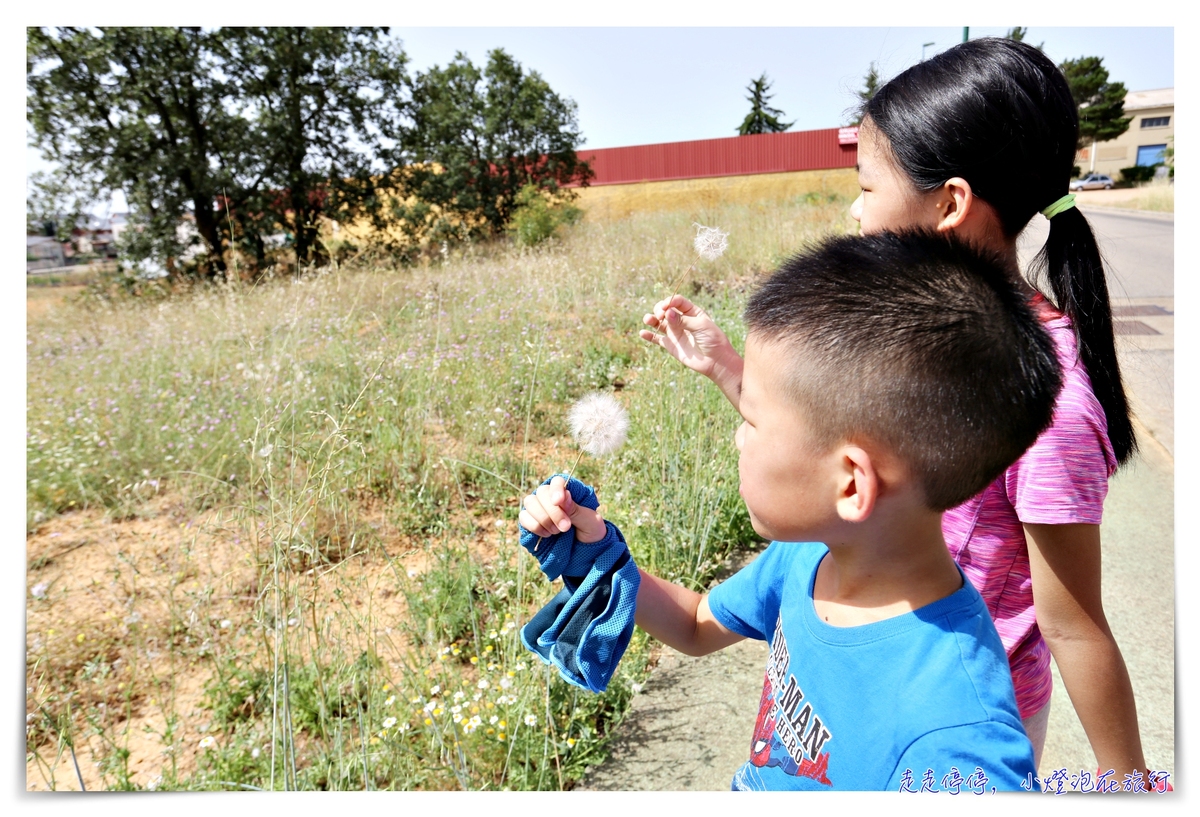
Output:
[
  {"xmin": 257, "ymin": 444, "xmax": 274, "ymax": 458},
  {"xmin": 31, "ymin": 582, "xmax": 49, "ymax": 599},
  {"xmin": 423, "ymin": 700, "xmax": 437, "ymax": 713},
  {"xmin": 382, "ymin": 716, "xmax": 397, "ymax": 729},
  {"xmin": 693, "ymin": 223, "xmax": 729, "ymax": 261},
  {"xmin": 199, "ymin": 736, "xmax": 216, "ymax": 749},
  {"xmin": 451, "ymin": 704, "xmax": 462, "ymax": 715},
  {"xmin": 631, "ymin": 682, "xmax": 644, "ymax": 694},
  {"xmin": 477, "ymin": 679, "xmax": 490, "ymax": 690},
  {"xmin": 251, "ymin": 747, "xmax": 261, "ymax": 758},
  {"xmin": 524, "ymin": 714, "xmax": 538, "ymax": 727},
  {"xmin": 430, "ymin": 685, "xmax": 441, "ymax": 695},
  {"xmin": 568, "ymin": 392, "xmax": 629, "ymax": 457},
  {"xmin": 220, "ymin": 619, "xmax": 232, "ymax": 629},
  {"xmin": 500, "ymin": 677, "xmax": 513, "ymax": 689},
  {"xmin": 489, "ymin": 715, "xmax": 499, "ymax": 725},
  {"xmin": 385, "ymin": 695, "xmax": 396, "ymax": 706},
  {"xmin": 453, "ymin": 690, "xmax": 465, "ymax": 702}
]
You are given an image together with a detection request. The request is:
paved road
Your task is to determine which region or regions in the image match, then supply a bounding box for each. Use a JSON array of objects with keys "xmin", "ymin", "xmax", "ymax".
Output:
[{"xmin": 578, "ymin": 207, "xmax": 1175, "ymax": 791}]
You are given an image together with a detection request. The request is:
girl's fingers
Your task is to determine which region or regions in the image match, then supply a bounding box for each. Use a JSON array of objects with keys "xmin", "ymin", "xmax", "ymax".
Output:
[{"xmin": 639, "ymin": 328, "xmax": 667, "ymax": 347}]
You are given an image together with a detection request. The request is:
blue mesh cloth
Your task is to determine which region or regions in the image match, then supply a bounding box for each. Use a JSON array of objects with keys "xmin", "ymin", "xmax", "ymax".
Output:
[{"xmin": 518, "ymin": 475, "xmax": 640, "ymax": 693}]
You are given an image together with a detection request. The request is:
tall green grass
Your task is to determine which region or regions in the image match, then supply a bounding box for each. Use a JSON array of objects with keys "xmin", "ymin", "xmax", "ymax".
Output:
[{"xmin": 26, "ymin": 196, "xmax": 853, "ymax": 790}]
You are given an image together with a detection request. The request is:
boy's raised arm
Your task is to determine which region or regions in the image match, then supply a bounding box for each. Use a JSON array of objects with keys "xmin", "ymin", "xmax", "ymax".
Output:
[
  {"xmin": 639, "ymin": 294, "xmax": 745, "ymax": 414},
  {"xmin": 634, "ymin": 570, "xmax": 745, "ymax": 657}
]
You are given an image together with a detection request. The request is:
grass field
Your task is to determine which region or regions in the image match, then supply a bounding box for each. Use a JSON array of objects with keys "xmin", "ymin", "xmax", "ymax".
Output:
[{"xmin": 25, "ymin": 195, "xmax": 854, "ymax": 790}]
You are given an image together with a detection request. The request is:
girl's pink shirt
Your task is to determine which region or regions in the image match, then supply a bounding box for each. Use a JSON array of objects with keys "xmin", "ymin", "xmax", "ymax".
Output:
[{"xmin": 942, "ymin": 296, "xmax": 1118, "ymax": 719}]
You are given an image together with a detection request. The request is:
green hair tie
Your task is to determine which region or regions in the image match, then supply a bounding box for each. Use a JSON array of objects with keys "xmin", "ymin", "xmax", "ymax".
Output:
[{"xmin": 1041, "ymin": 194, "xmax": 1077, "ymax": 219}]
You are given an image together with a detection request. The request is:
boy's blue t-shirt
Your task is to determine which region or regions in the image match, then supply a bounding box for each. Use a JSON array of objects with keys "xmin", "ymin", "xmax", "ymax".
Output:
[{"xmin": 707, "ymin": 541, "xmax": 1037, "ymax": 792}]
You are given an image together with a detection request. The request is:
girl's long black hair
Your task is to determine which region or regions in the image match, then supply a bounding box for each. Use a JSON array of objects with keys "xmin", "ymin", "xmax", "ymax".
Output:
[{"xmin": 864, "ymin": 37, "xmax": 1136, "ymax": 466}]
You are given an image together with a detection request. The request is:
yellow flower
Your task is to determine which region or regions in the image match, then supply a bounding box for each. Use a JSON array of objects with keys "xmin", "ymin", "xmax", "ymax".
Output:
[
  {"xmin": 76, "ymin": 633, "xmax": 86, "ymax": 643},
  {"xmin": 370, "ymin": 736, "xmax": 381, "ymax": 745},
  {"xmin": 498, "ymin": 733, "xmax": 506, "ymax": 741},
  {"xmin": 469, "ymin": 656, "xmax": 479, "ymax": 665},
  {"xmin": 424, "ymin": 718, "xmax": 432, "ymax": 726},
  {"xmin": 484, "ymin": 645, "xmax": 493, "ymax": 653},
  {"xmin": 485, "ymin": 702, "xmax": 494, "ymax": 710},
  {"xmin": 566, "ymin": 738, "xmax": 576, "ymax": 747}
]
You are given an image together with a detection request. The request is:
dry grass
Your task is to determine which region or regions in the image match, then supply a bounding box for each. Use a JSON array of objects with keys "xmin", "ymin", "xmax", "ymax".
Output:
[{"xmin": 26, "ymin": 197, "xmax": 852, "ymax": 790}]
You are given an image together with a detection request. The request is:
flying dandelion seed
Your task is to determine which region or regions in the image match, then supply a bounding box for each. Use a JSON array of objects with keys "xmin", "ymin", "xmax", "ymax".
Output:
[
  {"xmin": 693, "ymin": 223, "xmax": 729, "ymax": 261},
  {"xmin": 567, "ymin": 392, "xmax": 629, "ymax": 458}
]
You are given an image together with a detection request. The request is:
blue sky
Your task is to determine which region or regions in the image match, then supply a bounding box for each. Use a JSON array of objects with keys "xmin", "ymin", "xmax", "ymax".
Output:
[{"xmin": 391, "ymin": 27, "xmax": 1175, "ymax": 149}]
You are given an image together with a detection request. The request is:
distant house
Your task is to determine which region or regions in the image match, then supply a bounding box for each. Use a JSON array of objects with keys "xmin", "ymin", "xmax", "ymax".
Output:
[
  {"xmin": 1076, "ymin": 88, "xmax": 1174, "ymax": 178},
  {"xmin": 27, "ymin": 235, "xmax": 65, "ymax": 272}
]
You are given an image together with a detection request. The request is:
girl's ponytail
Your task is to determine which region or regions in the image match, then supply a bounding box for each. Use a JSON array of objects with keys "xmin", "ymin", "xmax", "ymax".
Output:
[{"xmin": 1034, "ymin": 209, "xmax": 1137, "ymax": 465}]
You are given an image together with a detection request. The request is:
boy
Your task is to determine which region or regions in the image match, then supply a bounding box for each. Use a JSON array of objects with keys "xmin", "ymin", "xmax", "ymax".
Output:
[{"xmin": 520, "ymin": 231, "xmax": 1060, "ymax": 791}]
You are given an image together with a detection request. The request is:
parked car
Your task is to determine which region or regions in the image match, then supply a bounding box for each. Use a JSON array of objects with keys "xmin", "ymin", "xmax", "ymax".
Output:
[{"xmin": 1070, "ymin": 174, "xmax": 1114, "ymax": 191}]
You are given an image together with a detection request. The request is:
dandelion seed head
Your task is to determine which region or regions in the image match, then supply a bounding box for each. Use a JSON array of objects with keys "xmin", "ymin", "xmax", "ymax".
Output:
[
  {"xmin": 693, "ymin": 223, "xmax": 729, "ymax": 261},
  {"xmin": 567, "ymin": 392, "xmax": 629, "ymax": 457}
]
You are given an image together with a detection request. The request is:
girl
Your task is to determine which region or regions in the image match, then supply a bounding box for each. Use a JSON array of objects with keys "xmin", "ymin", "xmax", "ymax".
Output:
[{"xmin": 639, "ymin": 37, "xmax": 1149, "ymax": 781}]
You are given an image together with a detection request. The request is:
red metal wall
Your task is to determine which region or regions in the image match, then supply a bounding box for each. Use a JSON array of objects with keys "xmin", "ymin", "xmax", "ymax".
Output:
[{"xmin": 573, "ymin": 127, "xmax": 857, "ymax": 187}]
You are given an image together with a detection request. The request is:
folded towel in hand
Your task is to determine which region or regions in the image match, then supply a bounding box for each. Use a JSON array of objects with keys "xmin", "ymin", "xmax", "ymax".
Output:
[{"xmin": 518, "ymin": 474, "xmax": 640, "ymax": 693}]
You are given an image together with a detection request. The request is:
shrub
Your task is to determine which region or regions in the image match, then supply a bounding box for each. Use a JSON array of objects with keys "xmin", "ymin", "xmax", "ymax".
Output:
[
  {"xmin": 507, "ymin": 185, "xmax": 582, "ymax": 247},
  {"xmin": 1119, "ymin": 165, "xmax": 1159, "ymax": 184}
]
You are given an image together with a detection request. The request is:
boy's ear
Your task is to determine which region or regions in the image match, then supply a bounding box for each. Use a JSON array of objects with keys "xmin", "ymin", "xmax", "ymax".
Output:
[
  {"xmin": 835, "ymin": 445, "xmax": 878, "ymax": 523},
  {"xmin": 933, "ymin": 176, "xmax": 975, "ymax": 232}
]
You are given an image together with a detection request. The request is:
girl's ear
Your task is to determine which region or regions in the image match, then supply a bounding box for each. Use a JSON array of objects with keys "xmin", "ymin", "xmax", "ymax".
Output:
[
  {"xmin": 835, "ymin": 445, "xmax": 878, "ymax": 523},
  {"xmin": 933, "ymin": 176, "xmax": 976, "ymax": 232}
]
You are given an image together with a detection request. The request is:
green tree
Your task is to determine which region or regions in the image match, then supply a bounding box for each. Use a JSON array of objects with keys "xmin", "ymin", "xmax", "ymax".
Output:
[
  {"xmin": 736, "ymin": 73, "xmax": 793, "ymax": 135},
  {"xmin": 26, "ymin": 169, "xmax": 94, "ymax": 242},
  {"xmin": 27, "ymin": 27, "xmax": 409, "ymax": 278},
  {"xmin": 399, "ymin": 48, "xmax": 591, "ymax": 247},
  {"xmin": 849, "ymin": 62, "xmax": 882, "ymax": 125},
  {"xmin": 1005, "ymin": 27, "xmax": 1044, "ymax": 50},
  {"xmin": 220, "ymin": 27, "xmax": 409, "ymax": 268},
  {"xmin": 28, "ymin": 27, "xmax": 247, "ymax": 277},
  {"xmin": 1059, "ymin": 56, "xmax": 1132, "ymax": 150}
]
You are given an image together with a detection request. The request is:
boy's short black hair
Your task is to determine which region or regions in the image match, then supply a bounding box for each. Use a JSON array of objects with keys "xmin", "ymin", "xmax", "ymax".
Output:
[{"xmin": 744, "ymin": 231, "xmax": 1063, "ymax": 511}]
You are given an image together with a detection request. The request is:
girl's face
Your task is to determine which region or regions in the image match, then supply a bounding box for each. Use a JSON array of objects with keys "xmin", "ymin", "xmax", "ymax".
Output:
[{"xmin": 849, "ymin": 120, "xmax": 943, "ymax": 235}]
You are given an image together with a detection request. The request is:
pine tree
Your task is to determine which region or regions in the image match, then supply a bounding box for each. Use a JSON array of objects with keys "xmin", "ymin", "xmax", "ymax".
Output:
[
  {"xmin": 1060, "ymin": 56, "xmax": 1132, "ymax": 149},
  {"xmin": 848, "ymin": 62, "xmax": 881, "ymax": 125},
  {"xmin": 737, "ymin": 73, "xmax": 794, "ymax": 135}
]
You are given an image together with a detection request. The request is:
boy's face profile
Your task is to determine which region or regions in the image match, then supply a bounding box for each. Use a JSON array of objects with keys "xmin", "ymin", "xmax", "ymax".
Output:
[{"xmin": 735, "ymin": 334, "xmax": 843, "ymax": 543}]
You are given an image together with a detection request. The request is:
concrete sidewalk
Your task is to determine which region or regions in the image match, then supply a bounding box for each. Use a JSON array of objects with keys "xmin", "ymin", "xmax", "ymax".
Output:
[{"xmin": 577, "ymin": 303, "xmax": 1175, "ymax": 792}]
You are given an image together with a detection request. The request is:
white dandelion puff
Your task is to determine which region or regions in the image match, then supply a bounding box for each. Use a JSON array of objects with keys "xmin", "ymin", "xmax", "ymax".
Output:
[
  {"xmin": 567, "ymin": 392, "xmax": 629, "ymax": 458},
  {"xmin": 31, "ymin": 582, "xmax": 49, "ymax": 599},
  {"xmin": 693, "ymin": 223, "xmax": 729, "ymax": 261}
]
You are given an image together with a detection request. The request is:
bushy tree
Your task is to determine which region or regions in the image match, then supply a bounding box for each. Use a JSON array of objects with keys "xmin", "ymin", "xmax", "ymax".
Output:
[
  {"xmin": 399, "ymin": 48, "xmax": 591, "ymax": 247},
  {"xmin": 26, "ymin": 169, "xmax": 94, "ymax": 242},
  {"xmin": 736, "ymin": 73, "xmax": 793, "ymax": 135},
  {"xmin": 28, "ymin": 27, "xmax": 246, "ymax": 277},
  {"xmin": 1059, "ymin": 56, "xmax": 1132, "ymax": 149},
  {"xmin": 219, "ymin": 27, "xmax": 409, "ymax": 269},
  {"xmin": 27, "ymin": 26, "xmax": 409, "ymax": 278}
]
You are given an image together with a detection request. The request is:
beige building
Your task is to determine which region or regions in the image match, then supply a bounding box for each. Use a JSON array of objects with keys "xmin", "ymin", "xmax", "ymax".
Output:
[{"xmin": 1076, "ymin": 87, "xmax": 1173, "ymax": 179}]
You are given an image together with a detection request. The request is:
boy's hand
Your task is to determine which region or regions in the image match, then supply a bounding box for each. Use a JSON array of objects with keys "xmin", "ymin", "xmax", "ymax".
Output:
[{"xmin": 519, "ymin": 476, "xmax": 607, "ymax": 543}]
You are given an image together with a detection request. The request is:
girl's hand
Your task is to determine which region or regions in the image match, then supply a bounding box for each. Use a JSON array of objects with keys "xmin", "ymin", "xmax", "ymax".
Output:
[
  {"xmin": 639, "ymin": 295, "xmax": 731, "ymax": 378},
  {"xmin": 519, "ymin": 476, "xmax": 607, "ymax": 544},
  {"xmin": 639, "ymin": 294, "xmax": 746, "ymax": 413}
]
